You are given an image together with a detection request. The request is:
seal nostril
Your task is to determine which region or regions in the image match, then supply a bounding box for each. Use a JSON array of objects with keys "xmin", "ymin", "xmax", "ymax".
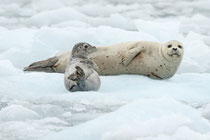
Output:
[{"xmin": 173, "ymin": 48, "xmax": 177, "ymax": 51}]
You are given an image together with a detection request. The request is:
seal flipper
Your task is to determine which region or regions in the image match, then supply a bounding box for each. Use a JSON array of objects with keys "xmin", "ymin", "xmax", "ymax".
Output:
[
  {"xmin": 68, "ymin": 66, "xmax": 86, "ymax": 91},
  {"xmin": 23, "ymin": 56, "xmax": 58, "ymax": 73},
  {"xmin": 122, "ymin": 47, "xmax": 143, "ymax": 66},
  {"xmin": 75, "ymin": 66, "xmax": 86, "ymax": 90}
]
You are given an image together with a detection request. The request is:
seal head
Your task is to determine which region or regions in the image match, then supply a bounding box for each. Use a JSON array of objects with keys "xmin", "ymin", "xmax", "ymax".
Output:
[
  {"xmin": 71, "ymin": 42, "xmax": 97, "ymax": 59},
  {"xmin": 161, "ymin": 40, "xmax": 184, "ymax": 62}
]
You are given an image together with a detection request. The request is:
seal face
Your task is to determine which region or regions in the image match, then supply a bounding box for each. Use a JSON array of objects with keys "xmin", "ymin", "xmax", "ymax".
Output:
[
  {"xmin": 161, "ymin": 40, "xmax": 184, "ymax": 62},
  {"xmin": 64, "ymin": 42, "xmax": 101, "ymax": 92},
  {"xmin": 71, "ymin": 42, "xmax": 97, "ymax": 59}
]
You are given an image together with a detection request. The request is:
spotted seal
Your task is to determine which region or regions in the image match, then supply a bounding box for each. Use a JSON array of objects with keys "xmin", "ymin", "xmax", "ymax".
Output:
[{"xmin": 24, "ymin": 40, "xmax": 184, "ymax": 79}]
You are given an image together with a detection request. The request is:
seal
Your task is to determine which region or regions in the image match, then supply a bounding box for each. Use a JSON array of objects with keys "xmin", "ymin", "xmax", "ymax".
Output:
[
  {"xmin": 64, "ymin": 42, "xmax": 101, "ymax": 92},
  {"xmin": 24, "ymin": 40, "xmax": 184, "ymax": 79}
]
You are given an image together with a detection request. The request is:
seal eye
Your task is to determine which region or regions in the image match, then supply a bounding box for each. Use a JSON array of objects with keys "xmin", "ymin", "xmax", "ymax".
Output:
[
  {"xmin": 84, "ymin": 45, "xmax": 88, "ymax": 49},
  {"xmin": 178, "ymin": 45, "xmax": 182, "ymax": 49},
  {"xmin": 168, "ymin": 45, "xmax": 172, "ymax": 48}
]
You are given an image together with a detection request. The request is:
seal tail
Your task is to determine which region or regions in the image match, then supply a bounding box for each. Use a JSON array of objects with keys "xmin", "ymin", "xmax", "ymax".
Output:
[{"xmin": 23, "ymin": 56, "xmax": 59, "ymax": 73}]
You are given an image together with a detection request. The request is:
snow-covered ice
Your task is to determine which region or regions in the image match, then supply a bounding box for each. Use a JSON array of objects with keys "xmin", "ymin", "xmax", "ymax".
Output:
[{"xmin": 0, "ymin": 0, "xmax": 210, "ymax": 140}]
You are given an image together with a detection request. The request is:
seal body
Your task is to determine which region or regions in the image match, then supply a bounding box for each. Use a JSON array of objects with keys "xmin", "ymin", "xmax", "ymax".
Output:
[
  {"xmin": 92, "ymin": 41, "xmax": 184, "ymax": 79},
  {"xmin": 24, "ymin": 40, "xmax": 184, "ymax": 79},
  {"xmin": 64, "ymin": 43, "xmax": 101, "ymax": 92}
]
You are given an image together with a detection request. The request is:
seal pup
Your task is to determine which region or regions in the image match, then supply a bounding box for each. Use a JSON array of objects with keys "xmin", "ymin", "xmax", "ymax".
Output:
[
  {"xmin": 24, "ymin": 40, "xmax": 184, "ymax": 79},
  {"xmin": 65, "ymin": 42, "xmax": 101, "ymax": 92}
]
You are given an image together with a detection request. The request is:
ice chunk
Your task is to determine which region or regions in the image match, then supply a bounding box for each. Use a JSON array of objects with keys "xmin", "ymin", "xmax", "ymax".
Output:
[
  {"xmin": 0, "ymin": 105, "xmax": 41, "ymax": 121},
  {"xmin": 178, "ymin": 34, "xmax": 210, "ymax": 73},
  {"xmin": 43, "ymin": 98, "xmax": 210, "ymax": 140},
  {"xmin": 62, "ymin": 112, "xmax": 72, "ymax": 118},
  {"xmin": 0, "ymin": 60, "xmax": 22, "ymax": 76},
  {"xmin": 135, "ymin": 19, "xmax": 181, "ymax": 42},
  {"xmin": 180, "ymin": 14, "xmax": 210, "ymax": 36},
  {"xmin": 26, "ymin": 8, "xmax": 88, "ymax": 27},
  {"xmin": 30, "ymin": 104, "xmax": 66, "ymax": 118},
  {"xmin": 199, "ymin": 103, "xmax": 210, "ymax": 121},
  {"xmin": 0, "ymin": 117, "xmax": 69, "ymax": 140}
]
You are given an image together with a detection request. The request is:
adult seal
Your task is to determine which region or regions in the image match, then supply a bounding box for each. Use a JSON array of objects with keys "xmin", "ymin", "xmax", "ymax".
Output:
[
  {"xmin": 24, "ymin": 40, "xmax": 184, "ymax": 79},
  {"xmin": 64, "ymin": 42, "xmax": 101, "ymax": 92}
]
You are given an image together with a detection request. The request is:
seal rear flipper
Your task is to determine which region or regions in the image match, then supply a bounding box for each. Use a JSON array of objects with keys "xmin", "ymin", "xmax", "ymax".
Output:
[{"xmin": 23, "ymin": 56, "xmax": 58, "ymax": 73}]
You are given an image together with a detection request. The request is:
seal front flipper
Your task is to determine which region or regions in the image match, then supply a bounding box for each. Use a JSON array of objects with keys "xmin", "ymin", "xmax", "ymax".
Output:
[
  {"xmin": 23, "ymin": 56, "xmax": 59, "ymax": 73},
  {"xmin": 67, "ymin": 66, "xmax": 86, "ymax": 91},
  {"xmin": 122, "ymin": 46, "xmax": 144, "ymax": 66},
  {"xmin": 67, "ymin": 66, "xmax": 85, "ymax": 82},
  {"xmin": 75, "ymin": 66, "xmax": 86, "ymax": 90}
]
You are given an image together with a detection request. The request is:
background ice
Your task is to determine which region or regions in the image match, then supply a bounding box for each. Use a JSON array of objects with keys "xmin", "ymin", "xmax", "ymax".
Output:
[{"xmin": 0, "ymin": 0, "xmax": 210, "ymax": 140}]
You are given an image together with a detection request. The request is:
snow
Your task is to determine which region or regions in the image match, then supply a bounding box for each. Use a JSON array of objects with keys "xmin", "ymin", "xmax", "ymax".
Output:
[{"xmin": 0, "ymin": 0, "xmax": 210, "ymax": 140}]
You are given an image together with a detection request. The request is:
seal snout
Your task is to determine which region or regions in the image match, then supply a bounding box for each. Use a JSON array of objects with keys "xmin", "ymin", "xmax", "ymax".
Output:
[
  {"xmin": 172, "ymin": 48, "xmax": 177, "ymax": 51},
  {"xmin": 171, "ymin": 47, "xmax": 179, "ymax": 56},
  {"xmin": 171, "ymin": 47, "xmax": 180, "ymax": 55}
]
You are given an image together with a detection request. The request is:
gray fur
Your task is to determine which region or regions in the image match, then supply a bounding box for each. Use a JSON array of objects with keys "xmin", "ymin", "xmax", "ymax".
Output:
[{"xmin": 64, "ymin": 42, "xmax": 101, "ymax": 92}]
